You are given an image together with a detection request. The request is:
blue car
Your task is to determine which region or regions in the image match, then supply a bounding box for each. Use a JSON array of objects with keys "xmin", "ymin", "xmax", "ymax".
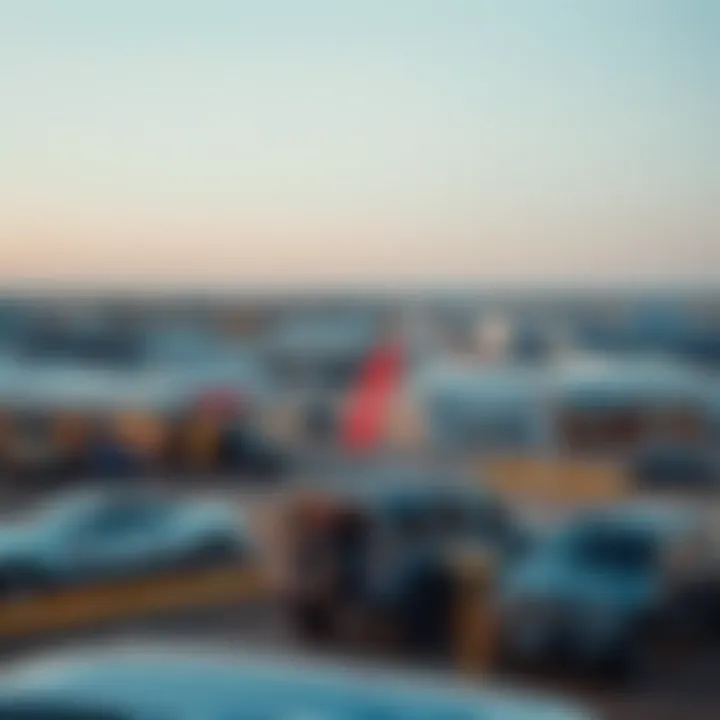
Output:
[
  {"xmin": 498, "ymin": 502, "xmax": 720, "ymax": 679},
  {"xmin": 0, "ymin": 488, "xmax": 251, "ymax": 596},
  {"xmin": 0, "ymin": 646, "xmax": 592, "ymax": 719}
]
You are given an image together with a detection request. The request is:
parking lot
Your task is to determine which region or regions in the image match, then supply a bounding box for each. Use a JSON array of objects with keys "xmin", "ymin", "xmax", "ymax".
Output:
[{"xmin": 1, "ymin": 470, "xmax": 719, "ymax": 719}]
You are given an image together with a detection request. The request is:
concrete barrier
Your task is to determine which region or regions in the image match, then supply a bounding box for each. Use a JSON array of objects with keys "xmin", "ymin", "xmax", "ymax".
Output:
[{"xmin": 0, "ymin": 564, "xmax": 268, "ymax": 640}]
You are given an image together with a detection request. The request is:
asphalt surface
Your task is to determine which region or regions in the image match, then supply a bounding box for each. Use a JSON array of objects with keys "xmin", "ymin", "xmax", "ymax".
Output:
[{"xmin": 0, "ymin": 474, "xmax": 718, "ymax": 719}]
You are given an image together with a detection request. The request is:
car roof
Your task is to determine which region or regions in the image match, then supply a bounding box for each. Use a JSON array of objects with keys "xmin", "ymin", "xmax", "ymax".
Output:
[{"xmin": 0, "ymin": 646, "xmax": 591, "ymax": 720}]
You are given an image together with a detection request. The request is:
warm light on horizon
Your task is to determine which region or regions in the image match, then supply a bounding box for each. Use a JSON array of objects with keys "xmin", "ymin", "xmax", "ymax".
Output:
[{"xmin": 1, "ymin": 1, "xmax": 717, "ymax": 284}]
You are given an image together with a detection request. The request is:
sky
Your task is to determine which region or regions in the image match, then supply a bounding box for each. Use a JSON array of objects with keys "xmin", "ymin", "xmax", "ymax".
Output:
[{"xmin": 1, "ymin": 0, "xmax": 718, "ymax": 287}]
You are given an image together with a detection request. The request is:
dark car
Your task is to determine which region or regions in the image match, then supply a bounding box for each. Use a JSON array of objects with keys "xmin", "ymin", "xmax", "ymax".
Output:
[
  {"xmin": 286, "ymin": 465, "xmax": 527, "ymax": 654},
  {"xmin": 498, "ymin": 502, "xmax": 720, "ymax": 681}
]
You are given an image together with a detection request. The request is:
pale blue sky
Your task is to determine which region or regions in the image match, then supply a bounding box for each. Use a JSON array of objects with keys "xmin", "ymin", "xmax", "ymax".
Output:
[{"xmin": 1, "ymin": 1, "xmax": 718, "ymax": 285}]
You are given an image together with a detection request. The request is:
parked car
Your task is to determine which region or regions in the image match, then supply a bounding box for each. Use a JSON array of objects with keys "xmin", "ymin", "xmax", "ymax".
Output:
[
  {"xmin": 0, "ymin": 646, "xmax": 593, "ymax": 720},
  {"xmin": 0, "ymin": 487, "xmax": 251, "ymax": 597},
  {"xmin": 498, "ymin": 501, "xmax": 720, "ymax": 681},
  {"xmin": 286, "ymin": 464, "xmax": 528, "ymax": 653}
]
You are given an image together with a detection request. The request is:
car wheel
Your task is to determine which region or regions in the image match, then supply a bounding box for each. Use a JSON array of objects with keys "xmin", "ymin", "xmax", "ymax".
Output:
[
  {"xmin": 603, "ymin": 618, "xmax": 667, "ymax": 688},
  {"xmin": 292, "ymin": 598, "xmax": 336, "ymax": 643},
  {"xmin": 398, "ymin": 561, "xmax": 455, "ymax": 656},
  {"xmin": 673, "ymin": 581, "xmax": 720, "ymax": 642},
  {"xmin": 708, "ymin": 581, "xmax": 720, "ymax": 637},
  {"xmin": 494, "ymin": 628, "xmax": 523, "ymax": 675}
]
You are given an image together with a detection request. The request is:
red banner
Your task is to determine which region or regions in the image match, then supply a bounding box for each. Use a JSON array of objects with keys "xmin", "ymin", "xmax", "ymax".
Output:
[{"xmin": 340, "ymin": 340, "xmax": 404, "ymax": 453}]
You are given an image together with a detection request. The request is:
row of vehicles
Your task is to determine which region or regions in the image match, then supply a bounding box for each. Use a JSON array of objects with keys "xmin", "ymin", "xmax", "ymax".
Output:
[
  {"xmin": 3, "ymin": 466, "xmax": 716, "ymax": 685},
  {"xmin": 0, "ymin": 478, "xmax": 591, "ymax": 718},
  {"xmin": 0, "ymin": 356, "xmax": 288, "ymax": 482},
  {"xmin": 284, "ymin": 464, "xmax": 720, "ymax": 682},
  {"xmin": 0, "ymin": 463, "xmax": 715, "ymax": 717},
  {"xmin": 414, "ymin": 357, "xmax": 720, "ymax": 490},
  {"xmin": 0, "ymin": 309, "xmax": 718, "ymax": 717},
  {"xmin": 416, "ymin": 356, "xmax": 716, "ymax": 452},
  {"xmin": 0, "ymin": 410, "xmax": 288, "ymax": 483},
  {"xmin": 0, "ymin": 307, "xmax": 398, "ymax": 480},
  {"xmin": 1, "ymin": 305, "xmax": 720, "ymax": 488}
]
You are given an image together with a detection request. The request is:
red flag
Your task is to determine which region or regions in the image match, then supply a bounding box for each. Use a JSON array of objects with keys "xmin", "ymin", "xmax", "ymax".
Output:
[{"xmin": 341, "ymin": 339, "xmax": 404, "ymax": 453}]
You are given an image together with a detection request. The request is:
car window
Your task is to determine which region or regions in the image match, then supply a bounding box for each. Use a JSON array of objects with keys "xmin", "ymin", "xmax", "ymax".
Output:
[
  {"xmin": 77, "ymin": 500, "xmax": 167, "ymax": 536},
  {"xmin": 567, "ymin": 524, "xmax": 659, "ymax": 573}
]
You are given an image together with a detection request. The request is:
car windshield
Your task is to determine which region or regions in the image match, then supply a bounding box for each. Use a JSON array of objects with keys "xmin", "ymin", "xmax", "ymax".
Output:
[{"xmin": 564, "ymin": 522, "xmax": 659, "ymax": 573}]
